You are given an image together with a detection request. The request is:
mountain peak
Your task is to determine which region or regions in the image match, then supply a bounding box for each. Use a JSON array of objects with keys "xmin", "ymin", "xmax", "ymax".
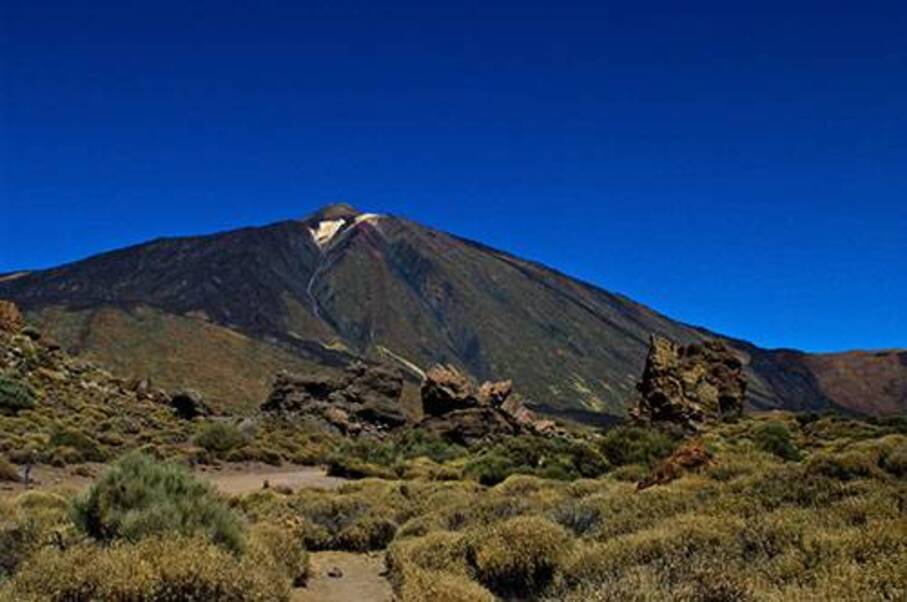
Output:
[{"xmin": 311, "ymin": 203, "xmax": 362, "ymax": 221}]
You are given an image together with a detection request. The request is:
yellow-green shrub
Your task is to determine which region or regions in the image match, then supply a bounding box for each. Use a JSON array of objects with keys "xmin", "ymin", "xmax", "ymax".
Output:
[
  {"xmin": 397, "ymin": 566, "xmax": 495, "ymax": 602},
  {"xmin": 249, "ymin": 520, "xmax": 310, "ymax": 586},
  {"xmin": 469, "ymin": 515, "xmax": 572, "ymax": 597},
  {"xmin": 2, "ymin": 537, "xmax": 291, "ymax": 601}
]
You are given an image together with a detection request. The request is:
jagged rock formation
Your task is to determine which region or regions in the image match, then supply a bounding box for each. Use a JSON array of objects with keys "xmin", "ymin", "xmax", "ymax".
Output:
[
  {"xmin": 632, "ymin": 336, "xmax": 746, "ymax": 431},
  {"xmin": 261, "ymin": 363, "xmax": 409, "ymax": 436},
  {"xmin": 0, "ymin": 301, "xmax": 23, "ymax": 334},
  {"xmin": 418, "ymin": 365, "xmax": 559, "ymax": 445},
  {"xmin": 260, "ymin": 361, "xmax": 559, "ymax": 444}
]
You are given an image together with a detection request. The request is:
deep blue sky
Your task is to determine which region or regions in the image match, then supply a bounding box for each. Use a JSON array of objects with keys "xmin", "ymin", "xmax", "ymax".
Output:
[{"xmin": 1, "ymin": 1, "xmax": 905, "ymax": 352}]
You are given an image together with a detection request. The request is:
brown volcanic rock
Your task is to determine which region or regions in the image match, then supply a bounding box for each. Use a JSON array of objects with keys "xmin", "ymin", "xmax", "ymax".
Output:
[
  {"xmin": 418, "ymin": 364, "xmax": 555, "ymax": 444},
  {"xmin": 421, "ymin": 365, "xmax": 480, "ymax": 416},
  {"xmin": 637, "ymin": 441, "xmax": 713, "ymax": 491},
  {"xmin": 0, "ymin": 300, "xmax": 23, "ymax": 334},
  {"xmin": 421, "ymin": 406, "xmax": 522, "ymax": 446},
  {"xmin": 632, "ymin": 336, "xmax": 746, "ymax": 431},
  {"xmin": 261, "ymin": 362, "xmax": 408, "ymax": 435}
]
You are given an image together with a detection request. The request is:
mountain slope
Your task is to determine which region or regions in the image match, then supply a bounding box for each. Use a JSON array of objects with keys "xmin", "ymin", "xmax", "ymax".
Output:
[{"xmin": 1, "ymin": 204, "xmax": 903, "ymax": 417}]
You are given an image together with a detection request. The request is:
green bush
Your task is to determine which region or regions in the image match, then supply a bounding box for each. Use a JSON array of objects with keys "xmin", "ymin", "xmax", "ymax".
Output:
[
  {"xmin": 194, "ymin": 421, "xmax": 247, "ymax": 454},
  {"xmin": 0, "ymin": 376, "xmax": 36, "ymax": 415},
  {"xmin": 470, "ymin": 516, "xmax": 572, "ymax": 597},
  {"xmin": 49, "ymin": 428, "xmax": 108, "ymax": 463},
  {"xmin": 0, "ymin": 455, "xmax": 19, "ymax": 482},
  {"xmin": 882, "ymin": 444, "xmax": 907, "ymax": 478},
  {"xmin": 463, "ymin": 436, "xmax": 611, "ymax": 485},
  {"xmin": 71, "ymin": 452, "xmax": 245, "ymax": 553},
  {"xmin": 752, "ymin": 421, "xmax": 801, "ymax": 461},
  {"xmin": 598, "ymin": 426, "xmax": 677, "ymax": 467}
]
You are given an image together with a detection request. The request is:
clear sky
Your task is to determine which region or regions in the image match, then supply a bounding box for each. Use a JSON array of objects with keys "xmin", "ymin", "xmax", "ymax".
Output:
[{"xmin": 1, "ymin": 1, "xmax": 905, "ymax": 352}]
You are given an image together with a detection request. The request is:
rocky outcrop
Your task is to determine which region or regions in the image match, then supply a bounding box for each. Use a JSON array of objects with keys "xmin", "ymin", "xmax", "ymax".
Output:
[
  {"xmin": 632, "ymin": 336, "xmax": 747, "ymax": 431},
  {"xmin": 0, "ymin": 300, "xmax": 24, "ymax": 334},
  {"xmin": 261, "ymin": 363, "xmax": 408, "ymax": 436},
  {"xmin": 169, "ymin": 389, "xmax": 211, "ymax": 420},
  {"xmin": 418, "ymin": 365, "xmax": 557, "ymax": 445}
]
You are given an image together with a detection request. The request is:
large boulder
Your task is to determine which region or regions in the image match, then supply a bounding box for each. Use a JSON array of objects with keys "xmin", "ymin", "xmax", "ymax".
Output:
[
  {"xmin": 261, "ymin": 362, "xmax": 408, "ymax": 436},
  {"xmin": 421, "ymin": 365, "xmax": 480, "ymax": 416},
  {"xmin": 418, "ymin": 365, "xmax": 556, "ymax": 444},
  {"xmin": 631, "ymin": 336, "xmax": 746, "ymax": 431},
  {"xmin": 420, "ymin": 406, "xmax": 522, "ymax": 446},
  {"xmin": 0, "ymin": 300, "xmax": 23, "ymax": 334},
  {"xmin": 169, "ymin": 389, "xmax": 212, "ymax": 420}
]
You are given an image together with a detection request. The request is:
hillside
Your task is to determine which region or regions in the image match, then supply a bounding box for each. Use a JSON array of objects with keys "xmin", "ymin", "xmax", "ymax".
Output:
[{"xmin": 0, "ymin": 204, "xmax": 903, "ymax": 418}]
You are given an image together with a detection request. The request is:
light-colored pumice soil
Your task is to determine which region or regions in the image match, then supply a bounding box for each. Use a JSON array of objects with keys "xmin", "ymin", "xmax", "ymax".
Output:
[{"xmin": 293, "ymin": 551, "xmax": 392, "ymax": 602}]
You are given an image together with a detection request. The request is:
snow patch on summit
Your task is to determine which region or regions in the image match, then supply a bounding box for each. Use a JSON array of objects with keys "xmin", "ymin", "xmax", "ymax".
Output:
[{"xmin": 309, "ymin": 219, "xmax": 346, "ymax": 248}]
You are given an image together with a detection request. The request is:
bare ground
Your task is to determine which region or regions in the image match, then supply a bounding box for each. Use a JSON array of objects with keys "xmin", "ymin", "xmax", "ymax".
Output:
[
  {"xmin": 294, "ymin": 551, "xmax": 393, "ymax": 602},
  {"xmin": 0, "ymin": 462, "xmax": 346, "ymax": 497}
]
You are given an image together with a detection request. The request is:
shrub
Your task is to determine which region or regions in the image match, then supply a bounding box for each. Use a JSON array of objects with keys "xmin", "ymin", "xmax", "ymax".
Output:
[
  {"xmin": 49, "ymin": 428, "xmax": 108, "ymax": 463},
  {"xmin": 469, "ymin": 516, "xmax": 572, "ymax": 597},
  {"xmin": 806, "ymin": 451, "xmax": 882, "ymax": 482},
  {"xmin": 462, "ymin": 436, "xmax": 610, "ymax": 485},
  {"xmin": 464, "ymin": 452, "xmax": 516, "ymax": 486},
  {"xmin": 388, "ymin": 530, "xmax": 470, "ymax": 578},
  {"xmin": 71, "ymin": 452, "xmax": 245, "ymax": 553},
  {"xmin": 326, "ymin": 455, "xmax": 396, "ymax": 480},
  {"xmin": 397, "ymin": 566, "xmax": 496, "ymax": 602},
  {"xmin": 0, "ymin": 376, "xmax": 36, "ymax": 415},
  {"xmin": 0, "ymin": 492, "xmax": 71, "ymax": 578},
  {"xmin": 3, "ymin": 537, "xmax": 291, "ymax": 601},
  {"xmin": 881, "ymin": 443, "xmax": 907, "ymax": 478},
  {"xmin": 752, "ymin": 421, "xmax": 801, "ymax": 461},
  {"xmin": 0, "ymin": 455, "xmax": 19, "ymax": 482},
  {"xmin": 250, "ymin": 521, "xmax": 309, "ymax": 586},
  {"xmin": 194, "ymin": 421, "xmax": 247, "ymax": 454},
  {"xmin": 598, "ymin": 426, "xmax": 677, "ymax": 467}
]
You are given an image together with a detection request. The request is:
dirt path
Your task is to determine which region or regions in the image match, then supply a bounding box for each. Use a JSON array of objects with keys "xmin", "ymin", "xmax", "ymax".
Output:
[
  {"xmin": 293, "ymin": 551, "xmax": 392, "ymax": 602},
  {"xmin": 201, "ymin": 465, "xmax": 347, "ymax": 495},
  {"xmin": 0, "ymin": 463, "xmax": 346, "ymax": 498}
]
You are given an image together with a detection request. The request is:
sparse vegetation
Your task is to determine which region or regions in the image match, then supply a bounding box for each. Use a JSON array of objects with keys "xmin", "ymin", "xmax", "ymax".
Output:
[
  {"xmin": 0, "ymin": 376, "xmax": 36, "ymax": 415},
  {"xmin": 194, "ymin": 421, "xmax": 247, "ymax": 455},
  {"xmin": 71, "ymin": 452, "xmax": 246, "ymax": 553}
]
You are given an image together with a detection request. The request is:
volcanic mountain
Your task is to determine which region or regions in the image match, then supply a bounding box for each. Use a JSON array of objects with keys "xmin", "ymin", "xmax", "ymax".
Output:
[{"xmin": 1, "ymin": 204, "xmax": 904, "ymax": 419}]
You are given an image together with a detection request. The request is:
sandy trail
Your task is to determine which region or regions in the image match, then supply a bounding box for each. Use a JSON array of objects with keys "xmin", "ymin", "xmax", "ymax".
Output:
[
  {"xmin": 0, "ymin": 463, "xmax": 346, "ymax": 497},
  {"xmin": 293, "ymin": 551, "xmax": 392, "ymax": 602},
  {"xmin": 201, "ymin": 465, "xmax": 346, "ymax": 495}
]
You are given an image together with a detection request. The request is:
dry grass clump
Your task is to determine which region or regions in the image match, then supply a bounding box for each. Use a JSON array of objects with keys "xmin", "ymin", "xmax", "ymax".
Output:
[
  {"xmin": 249, "ymin": 520, "xmax": 310, "ymax": 586},
  {"xmin": 470, "ymin": 515, "xmax": 573, "ymax": 597},
  {"xmin": 396, "ymin": 565, "xmax": 496, "ymax": 602},
  {"xmin": 1, "ymin": 536, "xmax": 292, "ymax": 602},
  {"xmin": 0, "ymin": 455, "xmax": 19, "ymax": 482}
]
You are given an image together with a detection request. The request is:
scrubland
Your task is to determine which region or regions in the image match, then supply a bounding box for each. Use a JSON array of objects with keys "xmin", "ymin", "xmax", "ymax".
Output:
[{"xmin": 2, "ymin": 411, "xmax": 907, "ymax": 601}]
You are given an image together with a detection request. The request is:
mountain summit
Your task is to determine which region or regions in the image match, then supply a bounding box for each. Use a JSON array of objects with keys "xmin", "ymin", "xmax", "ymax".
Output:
[{"xmin": 1, "ymin": 205, "xmax": 904, "ymax": 418}]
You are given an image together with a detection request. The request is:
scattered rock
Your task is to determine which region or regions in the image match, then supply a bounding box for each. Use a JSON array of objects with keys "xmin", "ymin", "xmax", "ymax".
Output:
[
  {"xmin": 0, "ymin": 300, "xmax": 23, "ymax": 334},
  {"xmin": 637, "ymin": 441, "xmax": 713, "ymax": 490},
  {"xmin": 631, "ymin": 335, "xmax": 746, "ymax": 431},
  {"xmin": 169, "ymin": 389, "xmax": 211, "ymax": 420}
]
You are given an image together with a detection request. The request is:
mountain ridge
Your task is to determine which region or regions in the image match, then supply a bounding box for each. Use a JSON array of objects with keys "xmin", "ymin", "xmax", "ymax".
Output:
[{"xmin": 1, "ymin": 204, "xmax": 904, "ymax": 418}]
